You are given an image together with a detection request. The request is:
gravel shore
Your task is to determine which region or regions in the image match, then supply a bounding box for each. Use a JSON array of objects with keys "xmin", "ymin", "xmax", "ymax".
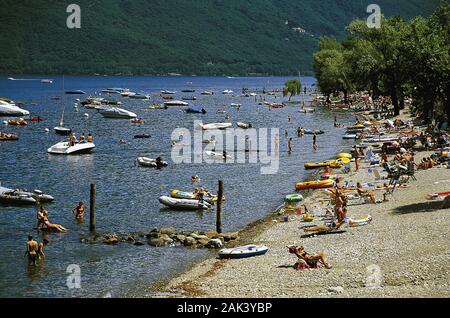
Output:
[{"xmin": 150, "ymin": 112, "xmax": 450, "ymax": 298}]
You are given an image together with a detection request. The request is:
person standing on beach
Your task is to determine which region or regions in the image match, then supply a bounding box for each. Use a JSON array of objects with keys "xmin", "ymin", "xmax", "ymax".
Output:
[
  {"xmin": 313, "ymin": 132, "xmax": 318, "ymax": 151},
  {"xmin": 285, "ymin": 129, "xmax": 288, "ymax": 137},
  {"xmin": 355, "ymin": 156, "xmax": 360, "ymax": 171},
  {"xmin": 25, "ymin": 235, "xmax": 39, "ymax": 266}
]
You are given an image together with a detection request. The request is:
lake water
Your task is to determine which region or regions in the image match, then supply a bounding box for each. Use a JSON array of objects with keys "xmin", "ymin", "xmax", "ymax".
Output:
[{"xmin": 0, "ymin": 76, "xmax": 355, "ymax": 297}]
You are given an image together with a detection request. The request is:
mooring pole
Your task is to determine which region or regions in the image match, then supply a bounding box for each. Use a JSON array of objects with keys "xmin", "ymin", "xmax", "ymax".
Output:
[
  {"xmin": 216, "ymin": 180, "xmax": 223, "ymax": 234},
  {"xmin": 89, "ymin": 183, "xmax": 96, "ymax": 232}
]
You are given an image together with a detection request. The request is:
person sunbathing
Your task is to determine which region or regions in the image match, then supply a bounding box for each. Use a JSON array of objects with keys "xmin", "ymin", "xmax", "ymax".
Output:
[
  {"xmin": 41, "ymin": 211, "xmax": 68, "ymax": 233},
  {"xmin": 288, "ymin": 245, "xmax": 332, "ymax": 269},
  {"xmin": 356, "ymin": 182, "xmax": 376, "ymax": 204}
]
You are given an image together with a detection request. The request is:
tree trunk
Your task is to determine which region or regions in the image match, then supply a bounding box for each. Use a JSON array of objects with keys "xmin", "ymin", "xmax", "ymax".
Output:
[
  {"xmin": 399, "ymin": 89, "xmax": 405, "ymax": 110},
  {"xmin": 326, "ymin": 93, "xmax": 331, "ymax": 104},
  {"xmin": 343, "ymin": 90, "xmax": 348, "ymax": 105},
  {"xmin": 289, "ymin": 93, "xmax": 292, "ymax": 101},
  {"xmin": 391, "ymin": 88, "xmax": 399, "ymax": 116},
  {"xmin": 446, "ymin": 86, "xmax": 450, "ymax": 125}
]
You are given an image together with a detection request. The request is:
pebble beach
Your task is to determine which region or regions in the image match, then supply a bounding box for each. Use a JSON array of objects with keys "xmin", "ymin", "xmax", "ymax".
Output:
[{"xmin": 151, "ymin": 110, "xmax": 450, "ymax": 298}]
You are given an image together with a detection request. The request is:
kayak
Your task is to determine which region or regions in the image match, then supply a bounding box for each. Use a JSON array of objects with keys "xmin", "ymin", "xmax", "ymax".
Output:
[
  {"xmin": 320, "ymin": 173, "xmax": 337, "ymax": 180},
  {"xmin": 346, "ymin": 124, "xmax": 365, "ymax": 130},
  {"xmin": 218, "ymin": 245, "xmax": 268, "ymax": 259},
  {"xmin": 284, "ymin": 193, "xmax": 304, "ymax": 204},
  {"xmin": 304, "ymin": 158, "xmax": 348, "ymax": 169},
  {"xmin": 137, "ymin": 157, "xmax": 168, "ymax": 168},
  {"xmin": 348, "ymin": 215, "xmax": 373, "ymax": 227},
  {"xmin": 295, "ymin": 179, "xmax": 334, "ymax": 191},
  {"xmin": 336, "ymin": 153, "xmax": 352, "ymax": 159},
  {"xmin": 158, "ymin": 196, "xmax": 211, "ymax": 210}
]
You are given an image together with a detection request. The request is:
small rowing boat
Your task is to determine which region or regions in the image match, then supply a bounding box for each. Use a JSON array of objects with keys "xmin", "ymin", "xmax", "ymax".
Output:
[{"xmin": 218, "ymin": 245, "xmax": 268, "ymax": 259}]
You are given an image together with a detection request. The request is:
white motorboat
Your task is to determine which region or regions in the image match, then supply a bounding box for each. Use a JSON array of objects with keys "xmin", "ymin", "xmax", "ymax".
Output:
[
  {"xmin": 218, "ymin": 245, "xmax": 269, "ymax": 259},
  {"xmin": 160, "ymin": 90, "xmax": 177, "ymax": 95},
  {"xmin": 102, "ymin": 88, "xmax": 129, "ymax": 94},
  {"xmin": 137, "ymin": 157, "xmax": 168, "ymax": 168},
  {"xmin": 158, "ymin": 196, "xmax": 211, "ymax": 210},
  {"xmin": 199, "ymin": 122, "xmax": 232, "ymax": 130},
  {"xmin": 237, "ymin": 122, "xmax": 252, "ymax": 129},
  {"xmin": 0, "ymin": 100, "xmax": 30, "ymax": 117},
  {"xmin": 222, "ymin": 89, "xmax": 233, "ymax": 94},
  {"xmin": 163, "ymin": 100, "xmax": 189, "ymax": 106},
  {"xmin": 41, "ymin": 79, "xmax": 53, "ymax": 84},
  {"xmin": 47, "ymin": 141, "xmax": 95, "ymax": 155},
  {"xmin": 98, "ymin": 107, "xmax": 137, "ymax": 119}
]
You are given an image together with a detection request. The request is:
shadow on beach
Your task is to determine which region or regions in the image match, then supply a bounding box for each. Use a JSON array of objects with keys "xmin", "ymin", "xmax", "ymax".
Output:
[{"xmin": 392, "ymin": 201, "xmax": 444, "ymax": 215}]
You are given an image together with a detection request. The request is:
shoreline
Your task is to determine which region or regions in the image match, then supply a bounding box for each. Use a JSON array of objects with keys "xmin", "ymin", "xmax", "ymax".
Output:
[{"xmin": 147, "ymin": 109, "xmax": 450, "ymax": 298}]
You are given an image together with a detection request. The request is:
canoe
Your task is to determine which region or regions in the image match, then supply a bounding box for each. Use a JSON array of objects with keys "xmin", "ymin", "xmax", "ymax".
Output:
[
  {"xmin": 295, "ymin": 179, "xmax": 334, "ymax": 191},
  {"xmin": 336, "ymin": 153, "xmax": 352, "ymax": 159},
  {"xmin": 284, "ymin": 193, "xmax": 303, "ymax": 203},
  {"xmin": 158, "ymin": 196, "xmax": 211, "ymax": 210},
  {"xmin": 348, "ymin": 215, "xmax": 373, "ymax": 227},
  {"xmin": 218, "ymin": 245, "xmax": 268, "ymax": 259},
  {"xmin": 137, "ymin": 157, "xmax": 168, "ymax": 167}
]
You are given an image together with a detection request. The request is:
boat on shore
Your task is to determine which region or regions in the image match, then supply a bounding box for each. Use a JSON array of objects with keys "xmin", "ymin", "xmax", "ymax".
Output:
[
  {"xmin": 218, "ymin": 245, "xmax": 269, "ymax": 259},
  {"xmin": 295, "ymin": 179, "xmax": 334, "ymax": 191}
]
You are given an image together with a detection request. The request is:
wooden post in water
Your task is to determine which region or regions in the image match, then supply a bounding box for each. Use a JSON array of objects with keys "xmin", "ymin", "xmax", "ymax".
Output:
[
  {"xmin": 216, "ymin": 180, "xmax": 223, "ymax": 234},
  {"xmin": 89, "ymin": 183, "xmax": 96, "ymax": 232}
]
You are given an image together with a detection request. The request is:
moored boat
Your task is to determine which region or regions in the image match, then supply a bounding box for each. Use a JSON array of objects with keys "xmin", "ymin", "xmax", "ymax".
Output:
[
  {"xmin": 199, "ymin": 122, "xmax": 232, "ymax": 130},
  {"xmin": 47, "ymin": 141, "xmax": 95, "ymax": 155},
  {"xmin": 158, "ymin": 196, "xmax": 211, "ymax": 210},
  {"xmin": 137, "ymin": 157, "xmax": 168, "ymax": 167},
  {"xmin": 98, "ymin": 107, "xmax": 137, "ymax": 119}
]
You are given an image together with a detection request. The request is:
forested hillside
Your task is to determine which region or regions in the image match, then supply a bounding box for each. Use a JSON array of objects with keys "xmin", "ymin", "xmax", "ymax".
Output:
[{"xmin": 0, "ymin": 0, "xmax": 441, "ymax": 75}]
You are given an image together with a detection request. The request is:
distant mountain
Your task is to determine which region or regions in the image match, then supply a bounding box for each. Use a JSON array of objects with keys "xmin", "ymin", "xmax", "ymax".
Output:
[{"xmin": 0, "ymin": 0, "xmax": 441, "ymax": 75}]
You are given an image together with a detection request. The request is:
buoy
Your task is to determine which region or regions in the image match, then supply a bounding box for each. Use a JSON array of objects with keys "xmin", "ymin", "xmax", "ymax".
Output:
[
  {"xmin": 44, "ymin": 128, "xmax": 49, "ymax": 132},
  {"xmin": 84, "ymin": 113, "xmax": 89, "ymax": 118},
  {"xmin": 3, "ymin": 120, "xmax": 7, "ymax": 125}
]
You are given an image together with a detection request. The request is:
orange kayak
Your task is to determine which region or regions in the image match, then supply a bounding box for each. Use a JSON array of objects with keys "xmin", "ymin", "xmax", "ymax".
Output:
[{"xmin": 296, "ymin": 179, "xmax": 334, "ymax": 191}]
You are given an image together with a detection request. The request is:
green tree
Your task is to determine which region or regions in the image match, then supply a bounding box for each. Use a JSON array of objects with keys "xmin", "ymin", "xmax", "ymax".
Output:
[{"xmin": 283, "ymin": 79, "xmax": 301, "ymax": 101}]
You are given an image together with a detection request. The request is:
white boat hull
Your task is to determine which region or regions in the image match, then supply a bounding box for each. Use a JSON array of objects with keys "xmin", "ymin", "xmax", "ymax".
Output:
[
  {"xmin": 158, "ymin": 196, "xmax": 210, "ymax": 210},
  {"xmin": 99, "ymin": 107, "xmax": 137, "ymax": 118},
  {"xmin": 47, "ymin": 141, "xmax": 95, "ymax": 155}
]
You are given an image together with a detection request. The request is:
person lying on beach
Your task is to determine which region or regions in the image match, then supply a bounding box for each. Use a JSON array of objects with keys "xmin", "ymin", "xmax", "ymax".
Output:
[
  {"xmin": 356, "ymin": 182, "xmax": 376, "ymax": 204},
  {"xmin": 41, "ymin": 211, "xmax": 68, "ymax": 233},
  {"xmin": 288, "ymin": 245, "xmax": 332, "ymax": 269}
]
